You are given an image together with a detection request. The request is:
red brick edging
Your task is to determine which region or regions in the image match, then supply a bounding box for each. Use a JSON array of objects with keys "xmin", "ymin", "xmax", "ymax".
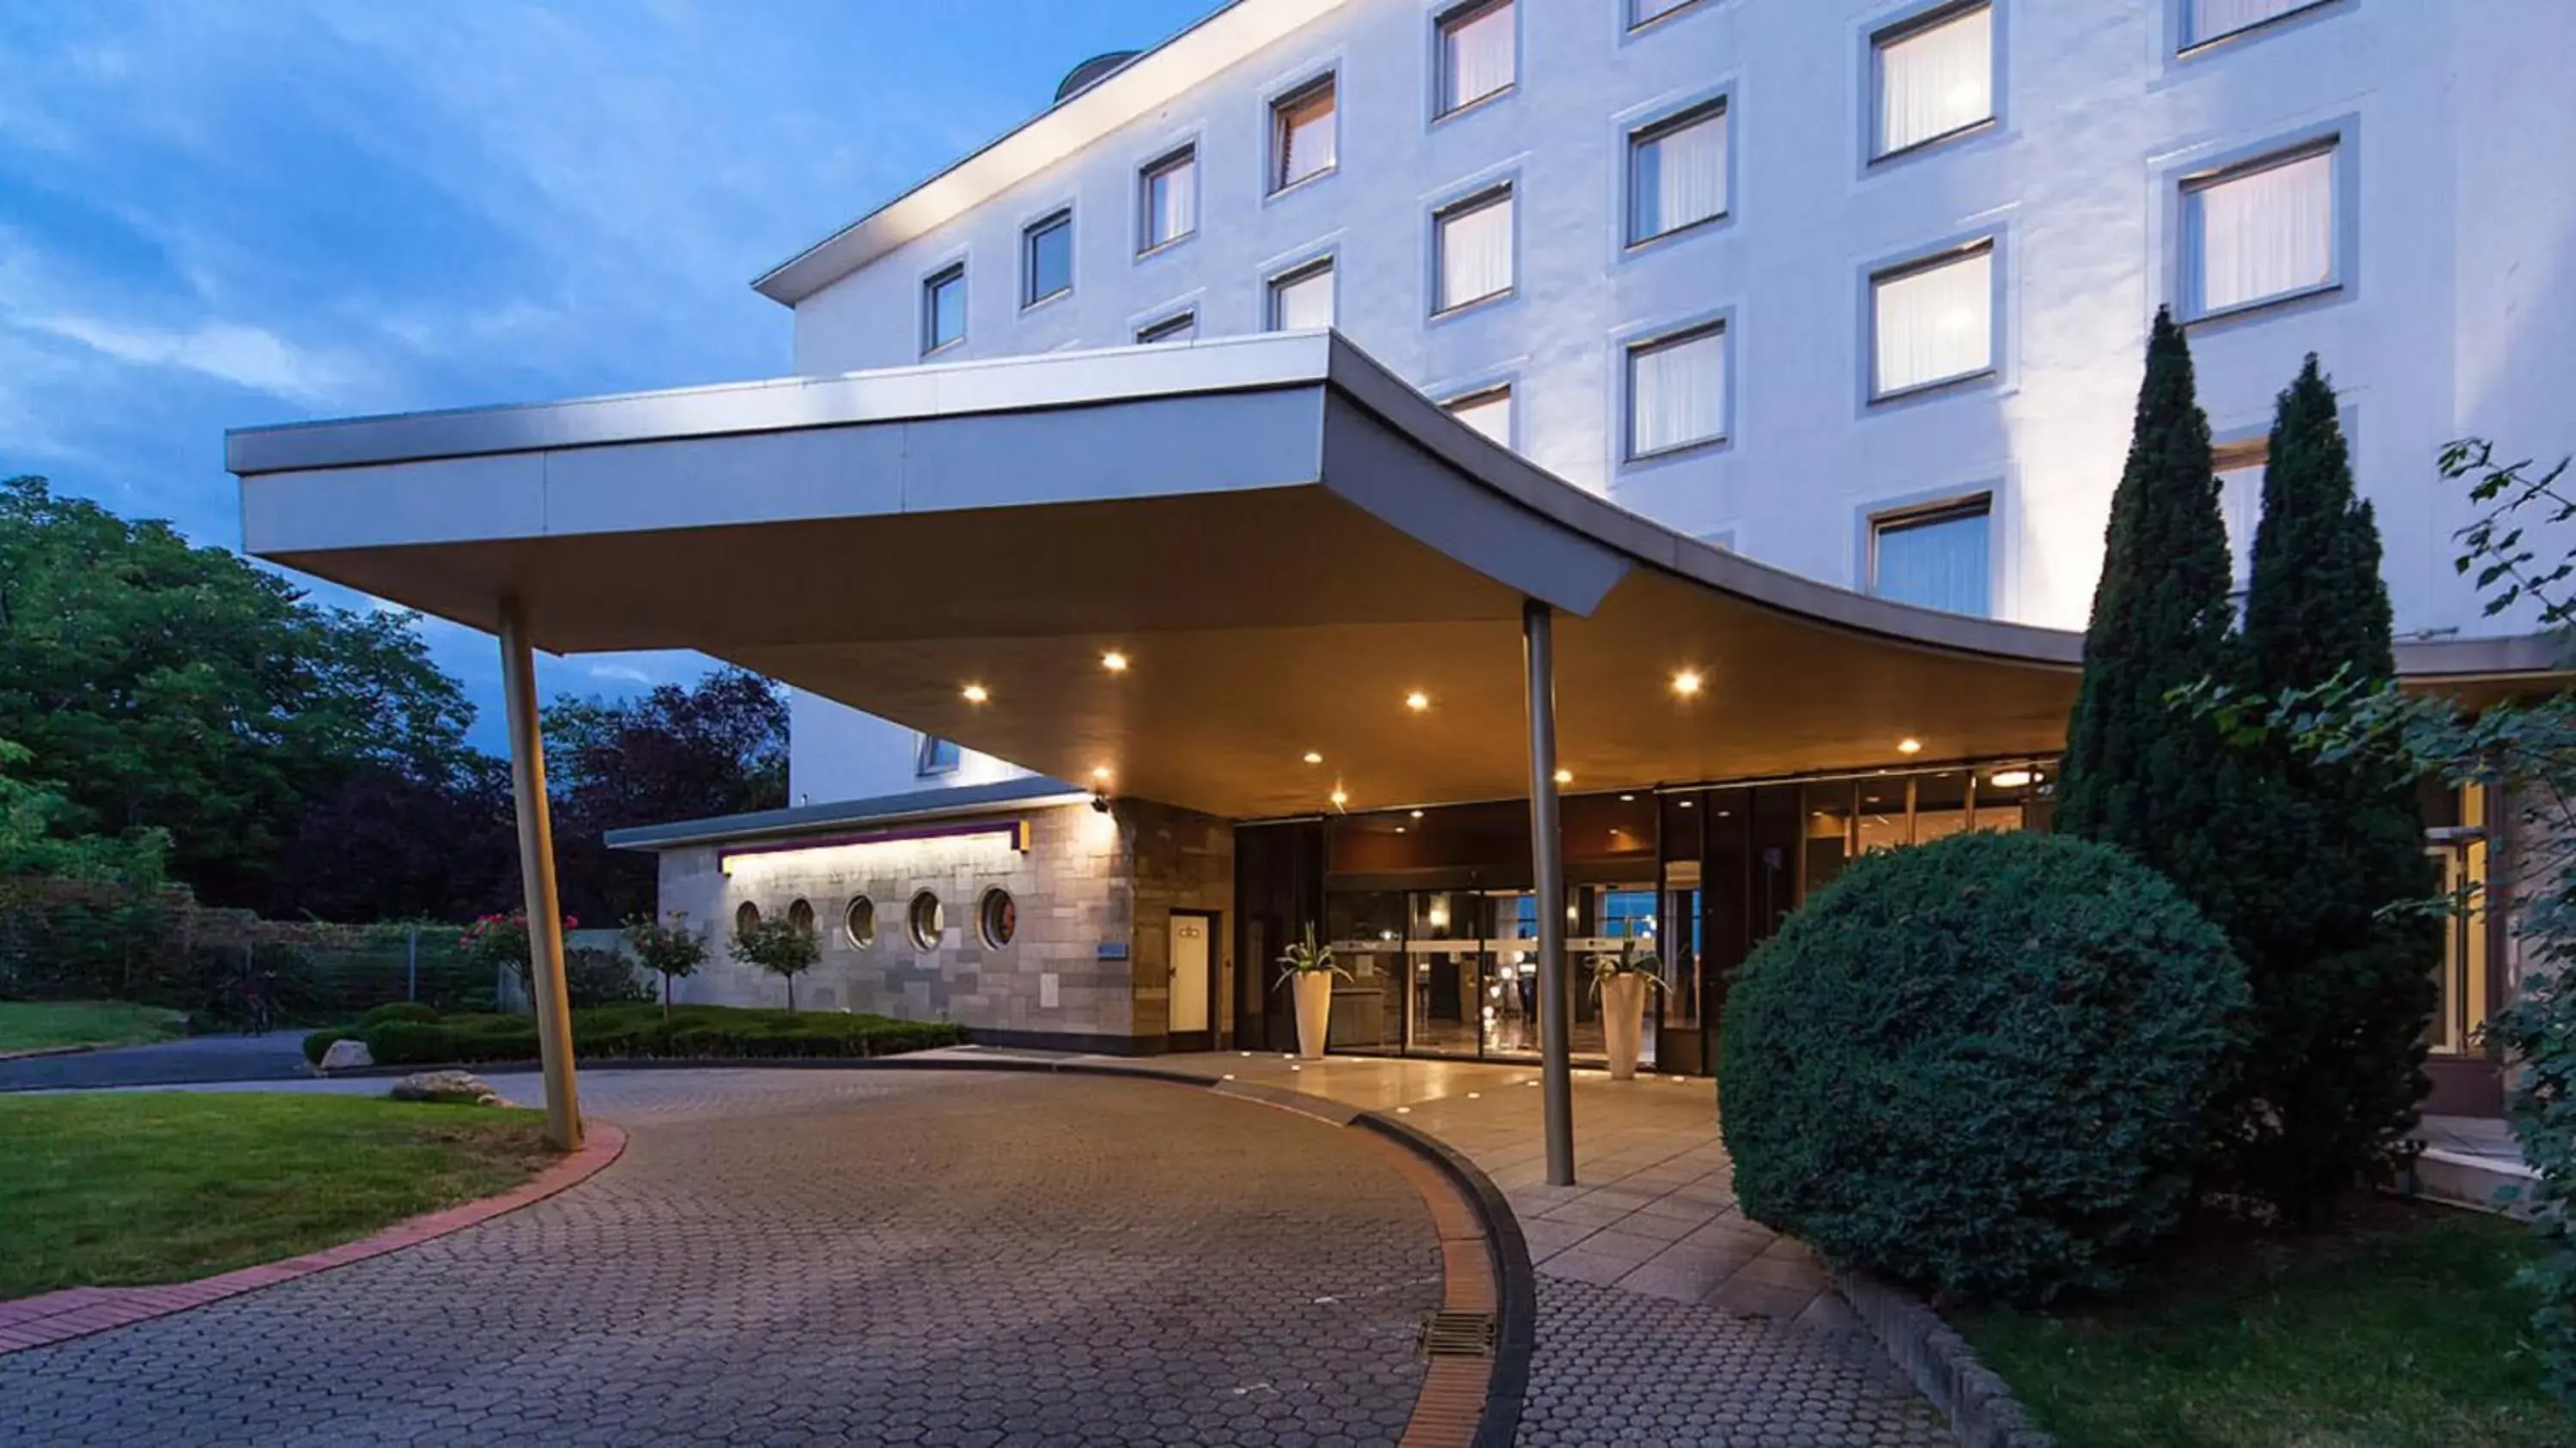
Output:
[{"xmin": 0, "ymin": 1120, "xmax": 628, "ymax": 1356}]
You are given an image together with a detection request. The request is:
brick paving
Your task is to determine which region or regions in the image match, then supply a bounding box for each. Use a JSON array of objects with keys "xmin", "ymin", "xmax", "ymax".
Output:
[{"xmin": 0, "ymin": 1070, "xmax": 1443, "ymax": 1447}]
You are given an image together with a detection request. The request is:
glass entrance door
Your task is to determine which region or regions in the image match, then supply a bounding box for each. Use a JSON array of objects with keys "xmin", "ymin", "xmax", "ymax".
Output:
[{"xmin": 1406, "ymin": 891, "xmax": 1485, "ymax": 1056}]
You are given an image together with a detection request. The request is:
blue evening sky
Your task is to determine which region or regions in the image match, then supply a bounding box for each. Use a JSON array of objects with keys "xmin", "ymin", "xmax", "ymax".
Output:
[{"xmin": 0, "ymin": 0, "xmax": 1210, "ymax": 749}]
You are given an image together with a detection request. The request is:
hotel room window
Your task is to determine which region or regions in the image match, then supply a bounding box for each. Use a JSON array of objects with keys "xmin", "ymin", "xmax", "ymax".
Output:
[
  {"xmin": 2184, "ymin": 141, "xmax": 2338, "ymax": 319},
  {"xmin": 1872, "ymin": 1, "xmax": 1994, "ymax": 159},
  {"xmin": 1022, "ymin": 210, "xmax": 1072, "ymax": 307},
  {"xmin": 1433, "ymin": 186, "xmax": 1515, "ymax": 313},
  {"xmin": 1629, "ymin": 99, "xmax": 1728, "ymax": 244},
  {"xmin": 1139, "ymin": 146, "xmax": 1197, "ymax": 252},
  {"xmin": 920, "ymin": 265, "xmax": 966, "ymax": 355},
  {"xmin": 1268, "ymin": 259, "xmax": 1337, "ymax": 331},
  {"xmin": 1271, "ymin": 76, "xmax": 1338, "ymax": 192},
  {"xmin": 1444, "ymin": 385, "xmax": 1513, "ymax": 447},
  {"xmin": 1869, "ymin": 498, "xmax": 1993, "ymax": 617},
  {"xmin": 1437, "ymin": 0, "xmax": 1516, "ymax": 117},
  {"xmin": 1870, "ymin": 240, "xmax": 1994, "ymax": 399},
  {"xmin": 1627, "ymin": 324, "xmax": 1729, "ymax": 459}
]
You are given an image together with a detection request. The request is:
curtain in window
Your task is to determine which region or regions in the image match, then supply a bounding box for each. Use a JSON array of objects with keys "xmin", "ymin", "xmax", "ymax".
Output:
[
  {"xmin": 1874, "ymin": 509, "xmax": 1990, "ymax": 616},
  {"xmin": 1630, "ymin": 329, "xmax": 1727, "ymax": 456},
  {"xmin": 1447, "ymin": 391, "xmax": 1512, "ymax": 446},
  {"xmin": 1873, "ymin": 248, "xmax": 1991, "ymax": 395},
  {"xmin": 1442, "ymin": 2, "xmax": 1515, "ymax": 113},
  {"xmin": 2189, "ymin": 0, "xmax": 2306, "ymax": 44},
  {"xmin": 2192, "ymin": 149, "xmax": 2333, "ymax": 314},
  {"xmin": 2217, "ymin": 462, "xmax": 2262, "ymax": 588},
  {"xmin": 1277, "ymin": 88, "xmax": 1336, "ymax": 188},
  {"xmin": 1632, "ymin": 109, "xmax": 1726, "ymax": 240},
  {"xmin": 1438, "ymin": 194, "xmax": 1514, "ymax": 311},
  {"xmin": 1876, "ymin": 5, "xmax": 1991, "ymax": 155},
  {"xmin": 1147, "ymin": 156, "xmax": 1195, "ymax": 246},
  {"xmin": 1272, "ymin": 266, "xmax": 1335, "ymax": 331}
]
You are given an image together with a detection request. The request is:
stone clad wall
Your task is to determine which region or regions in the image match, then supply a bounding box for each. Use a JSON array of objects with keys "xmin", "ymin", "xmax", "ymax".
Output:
[
  {"xmin": 651, "ymin": 803, "xmax": 1139, "ymax": 1048},
  {"xmin": 1122, "ymin": 800, "xmax": 1236, "ymax": 1047}
]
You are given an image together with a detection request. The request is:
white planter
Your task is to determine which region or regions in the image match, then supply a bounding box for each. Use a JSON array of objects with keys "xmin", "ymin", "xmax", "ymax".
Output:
[
  {"xmin": 1602, "ymin": 973, "xmax": 1649, "ymax": 1081},
  {"xmin": 1292, "ymin": 971, "xmax": 1334, "ymax": 1060}
]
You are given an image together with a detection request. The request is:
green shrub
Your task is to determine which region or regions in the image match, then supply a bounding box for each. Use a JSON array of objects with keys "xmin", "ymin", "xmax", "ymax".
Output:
[
  {"xmin": 563, "ymin": 947, "xmax": 653, "ymax": 1008},
  {"xmin": 1718, "ymin": 830, "xmax": 2248, "ymax": 1305},
  {"xmin": 356, "ymin": 1001, "xmax": 440, "ymax": 1029},
  {"xmin": 301, "ymin": 1026, "xmax": 354, "ymax": 1065}
]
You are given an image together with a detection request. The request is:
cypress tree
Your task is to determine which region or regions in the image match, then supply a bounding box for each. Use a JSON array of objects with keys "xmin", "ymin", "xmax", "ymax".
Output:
[
  {"xmin": 2057, "ymin": 308, "xmax": 2245, "ymax": 937},
  {"xmin": 2228, "ymin": 356, "xmax": 2439, "ymax": 1220}
]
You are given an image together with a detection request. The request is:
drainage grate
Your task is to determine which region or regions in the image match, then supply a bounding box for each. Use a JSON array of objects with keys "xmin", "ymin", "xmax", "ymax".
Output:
[{"xmin": 1421, "ymin": 1311, "xmax": 1497, "ymax": 1359}]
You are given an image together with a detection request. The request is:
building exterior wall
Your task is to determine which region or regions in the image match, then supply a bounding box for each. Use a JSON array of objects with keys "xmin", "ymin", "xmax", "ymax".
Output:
[
  {"xmin": 787, "ymin": 691, "xmax": 1029, "ymax": 808},
  {"xmin": 651, "ymin": 799, "xmax": 1233, "ymax": 1051}
]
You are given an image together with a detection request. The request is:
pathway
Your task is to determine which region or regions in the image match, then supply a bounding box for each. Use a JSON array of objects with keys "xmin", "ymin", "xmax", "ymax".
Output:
[{"xmin": 0, "ymin": 1031, "xmax": 310, "ymax": 1092}]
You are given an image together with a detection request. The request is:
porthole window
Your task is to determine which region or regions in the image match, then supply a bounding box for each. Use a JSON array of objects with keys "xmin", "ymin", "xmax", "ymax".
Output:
[
  {"xmin": 908, "ymin": 891, "xmax": 945, "ymax": 951},
  {"xmin": 787, "ymin": 898, "xmax": 816, "ymax": 937},
  {"xmin": 843, "ymin": 896, "xmax": 877, "ymax": 950},
  {"xmin": 979, "ymin": 889, "xmax": 1018, "ymax": 948},
  {"xmin": 734, "ymin": 901, "xmax": 761, "ymax": 934}
]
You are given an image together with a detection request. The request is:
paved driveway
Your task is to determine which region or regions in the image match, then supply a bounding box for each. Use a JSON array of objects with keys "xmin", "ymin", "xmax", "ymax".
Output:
[
  {"xmin": 0, "ymin": 1070, "xmax": 1441, "ymax": 1447},
  {"xmin": 0, "ymin": 1031, "xmax": 311, "ymax": 1092}
]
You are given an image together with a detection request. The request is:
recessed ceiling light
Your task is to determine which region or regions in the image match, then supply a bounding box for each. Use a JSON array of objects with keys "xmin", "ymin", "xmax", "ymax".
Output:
[
  {"xmin": 1100, "ymin": 650, "xmax": 1129, "ymax": 672},
  {"xmin": 1619, "ymin": 794, "xmax": 1636, "ymax": 802},
  {"xmin": 1678, "ymin": 799, "xmax": 1694, "ymax": 808},
  {"xmin": 962, "ymin": 684, "xmax": 989, "ymax": 703},
  {"xmin": 1394, "ymin": 825, "xmax": 1406, "ymax": 833},
  {"xmin": 1303, "ymin": 751, "xmax": 1324, "ymax": 765},
  {"xmin": 1990, "ymin": 768, "xmax": 2035, "ymax": 789},
  {"xmin": 1410, "ymin": 809, "xmax": 1425, "ymax": 819},
  {"xmin": 1553, "ymin": 768, "xmax": 1574, "ymax": 786},
  {"xmin": 1898, "ymin": 738, "xmax": 1923, "ymax": 755},
  {"xmin": 1672, "ymin": 669, "xmax": 1703, "ymax": 697},
  {"xmin": 1405, "ymin": 691, "xmax": 1431, "ymax": 712}
]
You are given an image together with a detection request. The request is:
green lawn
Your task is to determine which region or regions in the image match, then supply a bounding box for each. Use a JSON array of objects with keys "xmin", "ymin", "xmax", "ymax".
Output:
[
  {"xmin": 0, "ymin": 1000, "xmax": 190, "ymax": 1054},
  {"xmin": 1959, "ymin": 1204, "xmax": 2573, "ymax": 1447},
  {"xmin": 0, "ymin": 1092, "xmax": 553, "ymax": 1300}
]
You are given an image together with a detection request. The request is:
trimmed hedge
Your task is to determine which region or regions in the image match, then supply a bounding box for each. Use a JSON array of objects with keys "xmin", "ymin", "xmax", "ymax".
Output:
[
  {"xmin": 1717, "ymin": 830, "xmax": 2248, "ymax": 1305},
  {"xmin": 355, "ymin": 1001, "xmax": 441, "ymax": 1029},
  {"xmin": 304, "ymin": 1003, "xmax": 966, "ymax": 1068}
]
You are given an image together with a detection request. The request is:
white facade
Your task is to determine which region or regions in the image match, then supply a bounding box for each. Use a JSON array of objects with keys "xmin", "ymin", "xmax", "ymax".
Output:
[{"xmin": 782, "ymin": 0, "xmax": 2576, "ymax": 804}]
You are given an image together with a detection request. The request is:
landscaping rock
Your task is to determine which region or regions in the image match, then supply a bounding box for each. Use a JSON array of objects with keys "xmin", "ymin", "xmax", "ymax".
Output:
[
  {"xmin": 316, "ymin": 1038, "xmax": 374, "ymax": 1073},
  {"xmin": 390, "ymin": 1070, "xmax": 501, "ymax": 1105}
]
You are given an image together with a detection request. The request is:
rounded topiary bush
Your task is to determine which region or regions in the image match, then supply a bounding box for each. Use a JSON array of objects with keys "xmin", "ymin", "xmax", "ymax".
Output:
[
  {"xmin": 357, "ymin": 1001, "xmax": 440, "ymax": 1029},
  {"xmin": 1717, "ymin": 829, "xmax": 2247, "ymax": 1305}
]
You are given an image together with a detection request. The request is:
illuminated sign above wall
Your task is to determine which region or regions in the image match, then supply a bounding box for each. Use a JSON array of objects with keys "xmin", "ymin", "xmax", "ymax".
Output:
[{"xmin": 719, "ymin": 818, "xmax": 1031, "ymax": 878}]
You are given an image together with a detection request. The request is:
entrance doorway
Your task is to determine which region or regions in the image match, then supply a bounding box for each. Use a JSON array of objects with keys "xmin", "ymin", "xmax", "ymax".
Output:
[{"xmin": 1168, "ymin": 910, "xmax": 1216, "ymax": 1049}]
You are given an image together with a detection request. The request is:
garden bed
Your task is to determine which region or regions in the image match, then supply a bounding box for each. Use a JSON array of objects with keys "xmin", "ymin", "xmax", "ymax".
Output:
[
  {"xmin": 0, "ymin": 1092, "xmax": 550, "ymax": 1299},
  {"xmin": 304, "ymin": 1001, "xmax": 968, "ymax": 1068},
  {"xmin": 1957, "ymin": 1201, "xmax": 2574, "ymax": 1446}
]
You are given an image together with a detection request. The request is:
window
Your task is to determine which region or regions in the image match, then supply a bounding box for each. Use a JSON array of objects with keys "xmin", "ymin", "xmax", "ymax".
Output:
[
  {"xmin": 908, "ymin": 891, "xmax": 945, "ymax": 951},
  {"xmin": 1629, "ymin": 100, "xmax": 1728, "ymax": 245},
  {"xmin": 1139, "ymin": 147, "xmax": 1197, "ymax": 252},
  {"xmin": 733, "ymin": 901, "xmax": 761, "ymax": 934},
  {"xmin": 1444, "ymin": 386, "xmax": 1512, "ymax": 447},
  {"xmin": 2184, "ymin": 0, "xmax": 2330, "ymax": 47},
  {"xmin": 2184, "ymin": 142, "xmax": 2337, "ymax": 319},
  {"xmin": 1627, "ymin": 323, "xmax": 1728, "ymax": 459},
  {"xmin": 978, "ymin": 888, "xmax": 1018, "ymax": 948},
  {"xmin": 1136, "ymin": 310, "xmax": 1198, "ymax": 344},
  {"xmin": 1630, "ymin": 0, "xmax": 1701, "ymax": 28},
  {"xmin": 1268, "ymin": 259, "xmax": 1336, "ymax": 331},
  {"xmin": 1022, "ymin": 211, "xmax": 1072, "ymax": 307},
  {"xmin": 1870, "ymin": 240, "xmax": 1994, "ymax": 399},
  {"xmin": 787, "ymin": 898, "xmax": 816, "ymax": 938},
  {"xmin": 1873, "ymin": 1, "xmax": 1994, "ymax": 159},
  {"xmin": 915, "ymin": 734, "xmax": 961, "ymax": 776},
  {"xmin": 1870, "ymin": 498, "xmax": 1992, "ymax": 617},
  {"xmin": 843, "ymin": 896, "xmax": 877, "ymax": 951},
  {"xmin": 1433, "ymin": 186, "xmax": 1515, "ymax": 313},
  {"xmin": 1270, "ymin": 76, "xmax": 1337, "ymax": 193},
  {"xmin": 2214, "ymin": 435, "xmax": 2266, "ymax": 592},
  {"xmin": 1437, "ymin": 0, "xmax": 1515, "ymax": 117},
  {"xmin": 921, "ymin": 264, "xmax": 966, "ymax": 354}
]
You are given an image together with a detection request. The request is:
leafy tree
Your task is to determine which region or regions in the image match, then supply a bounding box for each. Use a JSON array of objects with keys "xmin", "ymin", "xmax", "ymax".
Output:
[
  {"xmin": 2221, "ymin": 357, "xmax": 2439, "ymax": 1220},
  {"xmin": 267, "ymin": 757, "xmax": 518, "ymax": 923},
  {"xmin": 2057, "ymin": 309, "xmax": 2249, "ymax": 935},
  {"xmin": 0, "ymin": 739, "xmax": 168, "ymax": 885},
  {"xmin": 0, "ymin": 477, "xmax": 477, "ymax": 909},
  {"xmin": 545, "ymin": 668, "xmax": 789, "ymax": 923},
  {"xmin": 730, "ymin": 912, "xmax": 817, "ymax": 1012},
  {"xmin": 625, "ymin": 910, "xmax": 710, "ymax": 1018}
]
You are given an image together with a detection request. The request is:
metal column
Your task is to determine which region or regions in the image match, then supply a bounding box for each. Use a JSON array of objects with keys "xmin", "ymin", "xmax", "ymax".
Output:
[
  {"xmin": 1522, "ymin": 598, "xmax": 1576, "ymax": 1186},
  {"xmin": 499, "ymin": 599, "xmax": 584, "ymax": 1152}
]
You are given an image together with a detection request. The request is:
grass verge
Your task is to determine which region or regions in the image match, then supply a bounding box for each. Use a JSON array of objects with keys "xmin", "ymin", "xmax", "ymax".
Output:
[
  {"xmin": 0, "ymin": 1092, "xmax": 552, "ymax": 1300},
  {"xmin": 0, "ymin": 1000, "xmax": 190, "ymax": 1055},
  {"xmin": 304, "ymin": 1001, "xmax": 968, "ymax": 1068},
  {"xmin": 1958, "ymin": 1202, "xmax": 2573, "ymax": 1447}
]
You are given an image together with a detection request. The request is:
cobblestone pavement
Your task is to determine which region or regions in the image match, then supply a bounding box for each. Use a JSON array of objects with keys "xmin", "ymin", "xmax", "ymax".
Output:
[
  {"xmin": 0, "ymin": 1070, "xmax": 1442, "ymax": 1447},
  {"xmin": 1513, "ymin": 1278, "xmax": 1952, "ymax": 1447}
]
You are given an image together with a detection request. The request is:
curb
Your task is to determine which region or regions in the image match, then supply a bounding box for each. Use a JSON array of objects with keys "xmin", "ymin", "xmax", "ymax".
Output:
[
  {"xmin": 0, "ymin": 1119, "xmax": 629, "ymax": 1356},
  {"xmin": 0, "ymin": 1042, "xmax": 106, "ymax": 1063},
  {"xmin": 1833, "ymin": 1268, "xmax": 2054, "ymax": 1448}
]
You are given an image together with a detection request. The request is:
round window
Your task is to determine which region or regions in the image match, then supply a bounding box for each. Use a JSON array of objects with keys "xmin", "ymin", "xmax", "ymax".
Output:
[
  {"xmin": 734, "ymin": 901, "xmax": 761, "ymax": 934},
  {"xmin": 908, "ymin": 891, "xmax": 945, "ymax": 951},
  {"xmin": 843, "ymin": 896, "xmax": 877, "ymax": 950},
  {"xmin": 978, "ymin": 889, "xmax": 1018, "ymax": 948},
  {"xmin": 787, "ymin": 898, "xmax": 816, "ymax": 937}
]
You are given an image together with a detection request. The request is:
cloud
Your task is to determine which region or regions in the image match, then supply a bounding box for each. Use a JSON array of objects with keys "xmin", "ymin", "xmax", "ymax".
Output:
[
  {"xmin": 589, "ymin": 663, "xmax": 655, "ymax": 685},
  {"xmin": 27, "ymin": 314, "xmax": 362, "ymax": 408}
]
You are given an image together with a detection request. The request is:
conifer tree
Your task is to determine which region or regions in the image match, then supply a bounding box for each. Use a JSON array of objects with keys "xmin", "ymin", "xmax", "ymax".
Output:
[
  {"xmin": 2228, "ymin": 356, "xmax": 2439, "ymax": 1220},
  {"xmin": 2057, "ymin": 308, "xmax": 2245, "ymax": 934}
]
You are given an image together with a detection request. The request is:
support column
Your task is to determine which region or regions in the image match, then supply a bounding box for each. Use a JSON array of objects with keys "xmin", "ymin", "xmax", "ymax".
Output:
[
  {"xmin": 499, "ymin": 599, "xmax": 583, "ymax": 1152},
  {"xmin": 1522, "ymin": 598, "xmax": 1576, "ymax": 1187}
]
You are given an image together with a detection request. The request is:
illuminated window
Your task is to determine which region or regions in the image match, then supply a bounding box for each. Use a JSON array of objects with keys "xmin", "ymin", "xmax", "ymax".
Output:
[
  {"xmin": 1437, "ymin": 0, "xmax": 1515, "ymax": 117},
  {"xmin": 1271, "ymin": 76, "xmax": 1337, "ymax": 192},
  {"xmin": 2184, "ymin": 142, "xmax": 2338, "ymax": 318},
  {"xmin": 1268, "ymin": 259, "xmax": 1336, "ymax": 331},
  {"xmin": 1870, "ymin": 240, "xmax": 1994, "ymax": 399},
  {"xmin": 1444, "ymin": 385, "xmax": 1512, "ymax": 447},
  {"xmin": 1870, "ymin": 497, "xmax": 1992, "ymax": 617},
  {"xmin": 1626, "ymin": 323, "xmax": 1728, "ymax": 459},
  {"xmin": 1139, "ymin": 146, "xmax": 1197, "ymax": 252},
  {"xmin": 1872, "ymin": 1, "xmax": 1993, "ymax": 159},
  {"xmin": 2185, "ymin": 0, "xmax": 2333, "ymax": 48},
  {"xmin": 1629, "ymin": 99, "xmax": 1728, "ymax": 244},
  {"xmin": 1434, "ymin": 186, "xmax": 1515, "ymax": 313}
]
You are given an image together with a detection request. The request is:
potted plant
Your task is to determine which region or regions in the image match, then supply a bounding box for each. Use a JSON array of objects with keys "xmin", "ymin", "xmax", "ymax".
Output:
[
  {"xmin": 1275, "ymin": 923, "xmax": 1350, "ymax": 1061},
  {"xmin": 1591, "ymin": 938, "xmax": 1662, "ymax": 1081}
]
